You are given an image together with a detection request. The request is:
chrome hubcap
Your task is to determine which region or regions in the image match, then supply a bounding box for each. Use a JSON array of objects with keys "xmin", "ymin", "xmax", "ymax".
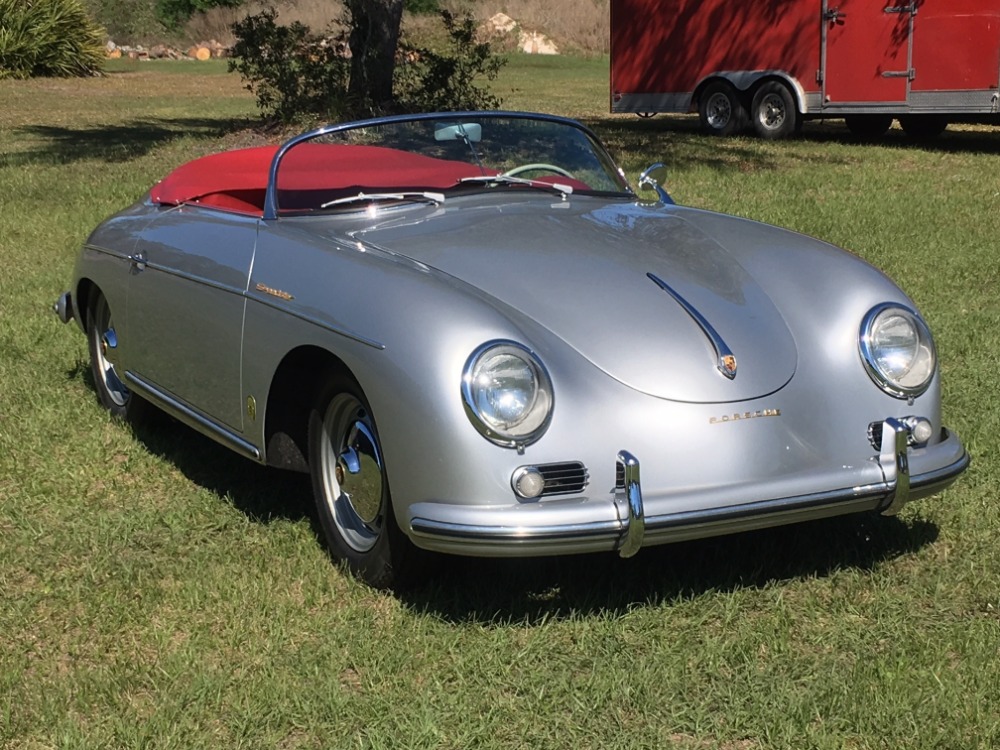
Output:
[
  {"xmin": 758, "ymin": 94, "xmax": 785, "ymax": 130},
  {"xmin": 319, "ymin": 394, "xmax": 384, "ymax": 553},
  {"xmin": 94, "ymin": 299, "xmax": 129, "ymax": 408},
  {"xmin": 706, "ymin": 92, "xmax": 732, "ymax": 129}
]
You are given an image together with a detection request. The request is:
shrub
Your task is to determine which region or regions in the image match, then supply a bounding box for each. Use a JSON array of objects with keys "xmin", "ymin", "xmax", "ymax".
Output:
[
  {"xmin": 0, "ymin": 0, "xmax": 106, "ymax": 79},
  {"xmin": 81, "ymin": 0, "xmax": 164, "ymax": 42},
  {"xmin": 229, "ymin": 7, "xmax": 505, "ymax": 123},
  {"xmin": 155, "ymin": 0, "xmax": 245, "ymax": 31},
  {"xmin": 228, "ymin": 7, "xmax": 352, "ymax": 124},
  {"xmin": 396, "ymin": 10, "xmax": 504, "ymax": 112}
]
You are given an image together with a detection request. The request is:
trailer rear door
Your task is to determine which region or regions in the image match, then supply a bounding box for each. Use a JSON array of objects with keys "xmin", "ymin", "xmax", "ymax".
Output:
[{"xmin": 823, "ymin": 0, "xmax": 912, "ymax": 105}]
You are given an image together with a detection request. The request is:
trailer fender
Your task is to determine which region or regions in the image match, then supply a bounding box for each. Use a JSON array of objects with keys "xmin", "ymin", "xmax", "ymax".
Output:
[{"xmin": 695, "ymin": 71, "xmax": 808, "ymax": 116}]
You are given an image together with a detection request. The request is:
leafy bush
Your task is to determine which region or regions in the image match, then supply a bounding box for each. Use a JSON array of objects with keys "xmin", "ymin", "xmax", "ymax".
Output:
[
  {"xmin": 229, "ymin": 7, "xmax": 505, "ymax": 123},
  {"xmin": 155, "ymin": 0, "xmax": 245, "ymax": 31},
  {"xmin": 81, "ymin": 0, "xmax": 164, "ymax": 42},
  {"xmin": 0, "ymin": 0, "xmax": 106, "ymax": 79},
  {"xmin": 404, "ymin": 0, "xmax": 439, "ymax": 14},
  {"xmin": 396, "ymin": 10, "xmax": 504, "ymax": 112},
  {"xmin": 228, "ymin": 7, "xmax": 352, "ymax": 124}
]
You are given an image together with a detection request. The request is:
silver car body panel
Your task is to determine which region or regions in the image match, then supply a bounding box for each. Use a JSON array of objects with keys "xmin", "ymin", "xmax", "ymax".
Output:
[{"xmin": 63, "ymin": 111, "xmax": 967, "ymax": 559}]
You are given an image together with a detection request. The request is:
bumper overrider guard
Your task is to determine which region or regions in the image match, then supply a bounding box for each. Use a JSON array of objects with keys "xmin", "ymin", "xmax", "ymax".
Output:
[{"xmin": 408, "ymin": 419, "xmax": 969, "ymax": 557}]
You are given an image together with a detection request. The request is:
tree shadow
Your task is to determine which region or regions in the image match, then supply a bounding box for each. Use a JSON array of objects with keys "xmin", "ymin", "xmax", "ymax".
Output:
[
  {"xmin": 3, "ymin": 116, "xmax": 255, "ymax": 167},
  {"xmin": 585, "ymin": 113, "xmax": 1000, "ymax": 174},
  {"xmin": 71, "ymin": 365, "xmax": 939, "ymax": 624}
]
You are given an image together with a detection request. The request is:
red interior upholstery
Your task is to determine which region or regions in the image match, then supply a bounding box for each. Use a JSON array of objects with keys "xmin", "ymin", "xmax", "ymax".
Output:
[{"xmin": 149, "ymin": 144, "xmax": 487, "ymax": 216}]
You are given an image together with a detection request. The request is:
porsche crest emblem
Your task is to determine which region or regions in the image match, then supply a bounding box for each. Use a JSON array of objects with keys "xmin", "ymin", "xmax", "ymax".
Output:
[{"xmin": 720, "ymin": 354, "xmax": 738, "ymax": 379}]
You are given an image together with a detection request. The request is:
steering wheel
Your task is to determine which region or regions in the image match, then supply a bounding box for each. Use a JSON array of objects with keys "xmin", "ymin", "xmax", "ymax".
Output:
[{"xmin": 501, "ymin": 163, "xmax": 577, "ymax": 180}]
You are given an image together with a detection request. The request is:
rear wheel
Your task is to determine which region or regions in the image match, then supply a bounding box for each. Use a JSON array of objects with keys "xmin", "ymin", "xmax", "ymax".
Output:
[
  {"xmin": 844, "ymin": 114, "xmax": 893, "ymax": 139},
  {"xmin": 750, "ymin": 81, "xmax": 797, "ymax": 140},
  {"xmin": 87, "ymin": 293, "xmax": 146, "ymax": 422},
  {"xmin": 899, "ymin": 114, "xmax": 948, "ymax": 139},
  {"xmin": 307, "ymin": 377, "xmax": 422, "ymax": 588},
  {"xmin": 699, "ymin": 81, "xmax": 747, "ymax": 136}
]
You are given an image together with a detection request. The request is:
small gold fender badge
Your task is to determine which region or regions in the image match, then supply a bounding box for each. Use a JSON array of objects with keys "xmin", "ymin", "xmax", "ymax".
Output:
[
  {"xmin": 710, "ymin": 408, "xmax": 781, "ymax": 425},
  {"xmin": 255, "ymin": 282, "xmax": 294, "ymax": 301},
  {"xmin": 246, "ymin": 395, "xmax": 257, "ymax": 420}
]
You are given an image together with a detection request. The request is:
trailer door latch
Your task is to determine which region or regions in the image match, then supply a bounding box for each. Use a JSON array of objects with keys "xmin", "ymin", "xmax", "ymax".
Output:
[{"xmin": 823, "ymin": 7, "xmax": 846, "ymax": 23}]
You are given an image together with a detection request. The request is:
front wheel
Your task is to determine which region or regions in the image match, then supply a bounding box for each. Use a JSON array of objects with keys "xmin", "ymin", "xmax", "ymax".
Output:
[
  {"xmin": 750, "ymin": 82, "xmax": 798, "ymax": 140},
  {"xmin": 308, "ymin": 378, "xmax": 422, "ymax": 588}
]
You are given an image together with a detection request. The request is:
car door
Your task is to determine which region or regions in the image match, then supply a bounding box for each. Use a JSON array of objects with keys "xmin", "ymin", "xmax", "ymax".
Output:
[{"xmin": 126, "ymin": 207, "xmax": 258, "ymax": 432}]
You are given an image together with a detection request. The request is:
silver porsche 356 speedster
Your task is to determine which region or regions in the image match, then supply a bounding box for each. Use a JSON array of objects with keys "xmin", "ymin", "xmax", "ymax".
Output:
[{"xmin": 55, "ymin": 111, "xmax": 968, "ymax": 587}]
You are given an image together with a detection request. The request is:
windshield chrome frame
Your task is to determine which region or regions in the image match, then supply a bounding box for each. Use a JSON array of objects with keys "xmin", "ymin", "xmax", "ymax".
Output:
[{"xmin": 262, "ymin": 111, "xmax": 633, "ymax": 220}]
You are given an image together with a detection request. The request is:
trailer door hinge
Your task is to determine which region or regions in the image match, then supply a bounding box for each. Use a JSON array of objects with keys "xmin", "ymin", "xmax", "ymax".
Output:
[
  {"xmin": 884, "ymin": 3, "xmax": 917, "ymax": 14},
  {"xmin": 816, "ymin": 69, "xmax": 823, "ymax": 84}
]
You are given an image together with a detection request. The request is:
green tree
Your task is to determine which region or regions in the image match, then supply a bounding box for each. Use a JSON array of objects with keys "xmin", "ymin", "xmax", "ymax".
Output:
[
  {"xmin": 344, "ymin": 0, "xmax": 405, "ymax": 114},
  {"xmin": 229, "ymin": 4, "xmax": 505, "ymax": 122},
  {"xmin": 155, "ymin": 0, "xmax": 245, "ymax": 30}
]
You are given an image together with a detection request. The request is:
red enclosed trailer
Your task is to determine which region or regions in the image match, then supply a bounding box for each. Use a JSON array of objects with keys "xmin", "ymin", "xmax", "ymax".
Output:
[{"xmin": 611, "ymin": 0, "xmax": 1000, "ymax": 138}]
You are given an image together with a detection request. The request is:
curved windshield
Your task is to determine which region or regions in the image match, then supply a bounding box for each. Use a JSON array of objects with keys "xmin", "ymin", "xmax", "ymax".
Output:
[{"xmin": 273, "ymin": 113, "xmax": 632, "ymax": 215}]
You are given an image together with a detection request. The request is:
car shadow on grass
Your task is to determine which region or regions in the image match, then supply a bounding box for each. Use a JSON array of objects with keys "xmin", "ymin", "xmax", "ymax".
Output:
[
  {"xmin": 100, "ymin": 378, "xmax": 939, "ymax": 623},
  {"xmin": 400, "ymin": 513, "xmax": 939, "ymax": 625},
  {"xmin": 3, "ymin": 117, "xmax": 254, "ymax": 166}
]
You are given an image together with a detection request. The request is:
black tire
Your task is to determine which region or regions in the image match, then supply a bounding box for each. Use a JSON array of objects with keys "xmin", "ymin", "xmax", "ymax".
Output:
[
  {"xmin": 307, "ymin": 375, "xmax": 423, "ymax": 588},
  {"xmin": 899, "ymin": 114, "xmax": 948, "ymax": 139},
  {"xmin": 698, "ymin": 81, "xmax": 747, "ymax": 136},
  {"xmin": 750, "ymin": 81, "xmax": 798, "ymax": 140},
  {"xmin": 844, "ymin": 114, "xmax": 893, "ymax": 139},
  {"xmin": 87, "ymin": 293, "xmax": 147, "ymax": 422}
]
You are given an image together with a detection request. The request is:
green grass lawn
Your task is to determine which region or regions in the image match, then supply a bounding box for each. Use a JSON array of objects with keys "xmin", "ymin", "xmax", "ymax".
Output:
[{"xmin": 2, "ymin": 55, "xmax": 998, "ymax": 749}]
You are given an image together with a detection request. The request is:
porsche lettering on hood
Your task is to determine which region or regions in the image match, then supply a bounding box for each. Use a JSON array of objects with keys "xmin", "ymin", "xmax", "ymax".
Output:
[{"xmin": 354, "ymin": 201, "xmax": 798, "ymax": 404}]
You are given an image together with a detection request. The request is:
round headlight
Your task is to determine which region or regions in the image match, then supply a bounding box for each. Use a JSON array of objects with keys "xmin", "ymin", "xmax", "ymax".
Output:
[
  {"xmin": 860, "ymin": 304, "xmax": 936, "ymax": 398},
  {"xmin": 462, "ymin": 341, "xmax": 553, "ymax": 448}
]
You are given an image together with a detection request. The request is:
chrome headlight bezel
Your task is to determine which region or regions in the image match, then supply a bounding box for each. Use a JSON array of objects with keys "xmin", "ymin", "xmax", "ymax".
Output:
[
  {"xmin": 859, "ymin": 303, "xmax": 936, "ymax": 399},
  {"xmin": 461, "ymin": 340, "xmax": 554, "ymax": 449}
]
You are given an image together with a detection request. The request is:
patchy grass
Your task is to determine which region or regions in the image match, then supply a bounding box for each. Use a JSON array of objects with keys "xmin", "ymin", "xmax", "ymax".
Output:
[{"xmin": 1, "ymin": 56, "xmax": 998, "ymax": 749}]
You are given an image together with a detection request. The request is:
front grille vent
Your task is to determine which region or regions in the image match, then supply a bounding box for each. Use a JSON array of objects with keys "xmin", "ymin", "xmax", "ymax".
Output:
[
  {"xmin": 538, "ymin": 462, "xmax": 589, "ymax": 496},
  {"xmin": 868, "ymin": 421, "xmax": 885, "ymax": 451},
  {"xmin": 615, "ymin": 461, "xmax": 625, "ymax": 490}
]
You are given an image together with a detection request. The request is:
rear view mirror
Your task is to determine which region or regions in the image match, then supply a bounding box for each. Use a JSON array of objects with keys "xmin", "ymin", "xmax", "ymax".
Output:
[{"xmin": 434, "ymin": 123, "xmax": 482, "ymax": 143}]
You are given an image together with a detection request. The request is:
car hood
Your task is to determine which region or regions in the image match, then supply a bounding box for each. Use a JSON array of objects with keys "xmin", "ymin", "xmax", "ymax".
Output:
[{"xmin": 353, "ymin": 199, "xmax": 798, "ymax": 403}]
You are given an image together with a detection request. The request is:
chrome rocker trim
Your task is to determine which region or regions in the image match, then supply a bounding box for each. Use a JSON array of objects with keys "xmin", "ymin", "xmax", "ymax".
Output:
[
  {"xmin": 408, "ymin": 426, "xmax": 968, "ymax": 558},
  {"xmin": 125, "ymin": 371, "xmax": 261, "ymax": 461}
]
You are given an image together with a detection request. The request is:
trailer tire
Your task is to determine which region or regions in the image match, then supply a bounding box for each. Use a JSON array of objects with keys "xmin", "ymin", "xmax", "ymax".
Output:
[
  {"xmin": 698, "ymin": 81, "xmax": 747, "ymax": 136},
  {"xmin": 844, "ymin": 114, "xmax": 893, "ymax": 139},
  {"xmin": 750, "ymin": 81, "xmax": 797, "ymax": 140},
  {"xmin": 899, "ymin": 115, "xmax": 948, "ymax": 139}
]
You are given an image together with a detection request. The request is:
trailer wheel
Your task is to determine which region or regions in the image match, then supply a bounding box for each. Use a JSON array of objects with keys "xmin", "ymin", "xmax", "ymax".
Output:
[
  {"xmin": 844, "ymin": 115, "xmax": 893, "ymax": 139},
  {"xmin": 899, "ymin": 115, "xmax": 948, "ymax": 139},
  {"xmin": 698, "ymin": 81, "xmax": 747, "ymax": 136},
  {"xmin": 750, "ymin": 81, "xmax": 797, "ymax": 140}
]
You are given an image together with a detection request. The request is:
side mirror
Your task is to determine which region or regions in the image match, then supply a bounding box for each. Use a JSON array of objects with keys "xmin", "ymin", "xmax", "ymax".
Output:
[{"xmin": 638, "ymin": 163, "xmax": 673, "ymax": 204}]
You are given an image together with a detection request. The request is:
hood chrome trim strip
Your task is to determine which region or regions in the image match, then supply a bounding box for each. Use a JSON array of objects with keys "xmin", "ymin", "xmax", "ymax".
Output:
[{"xmin": 647, "ymin": 272, "xmax": 737, "ymax": 379}]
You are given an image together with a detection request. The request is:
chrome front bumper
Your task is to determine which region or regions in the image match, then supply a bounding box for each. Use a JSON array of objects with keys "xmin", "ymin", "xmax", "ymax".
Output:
[
  {"xmin": 53, "ymin": 291, "xmax": 75, "ymax": 325},
  {"xmin": 407, "ymin": 422, "xmax": 969, "ymax": 558}
]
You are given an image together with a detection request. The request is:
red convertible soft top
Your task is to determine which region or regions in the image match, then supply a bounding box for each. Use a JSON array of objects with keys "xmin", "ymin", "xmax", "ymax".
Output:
[{"xmin": 149, "ymin": 144, "xmax": 485, "ymax": 216}]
